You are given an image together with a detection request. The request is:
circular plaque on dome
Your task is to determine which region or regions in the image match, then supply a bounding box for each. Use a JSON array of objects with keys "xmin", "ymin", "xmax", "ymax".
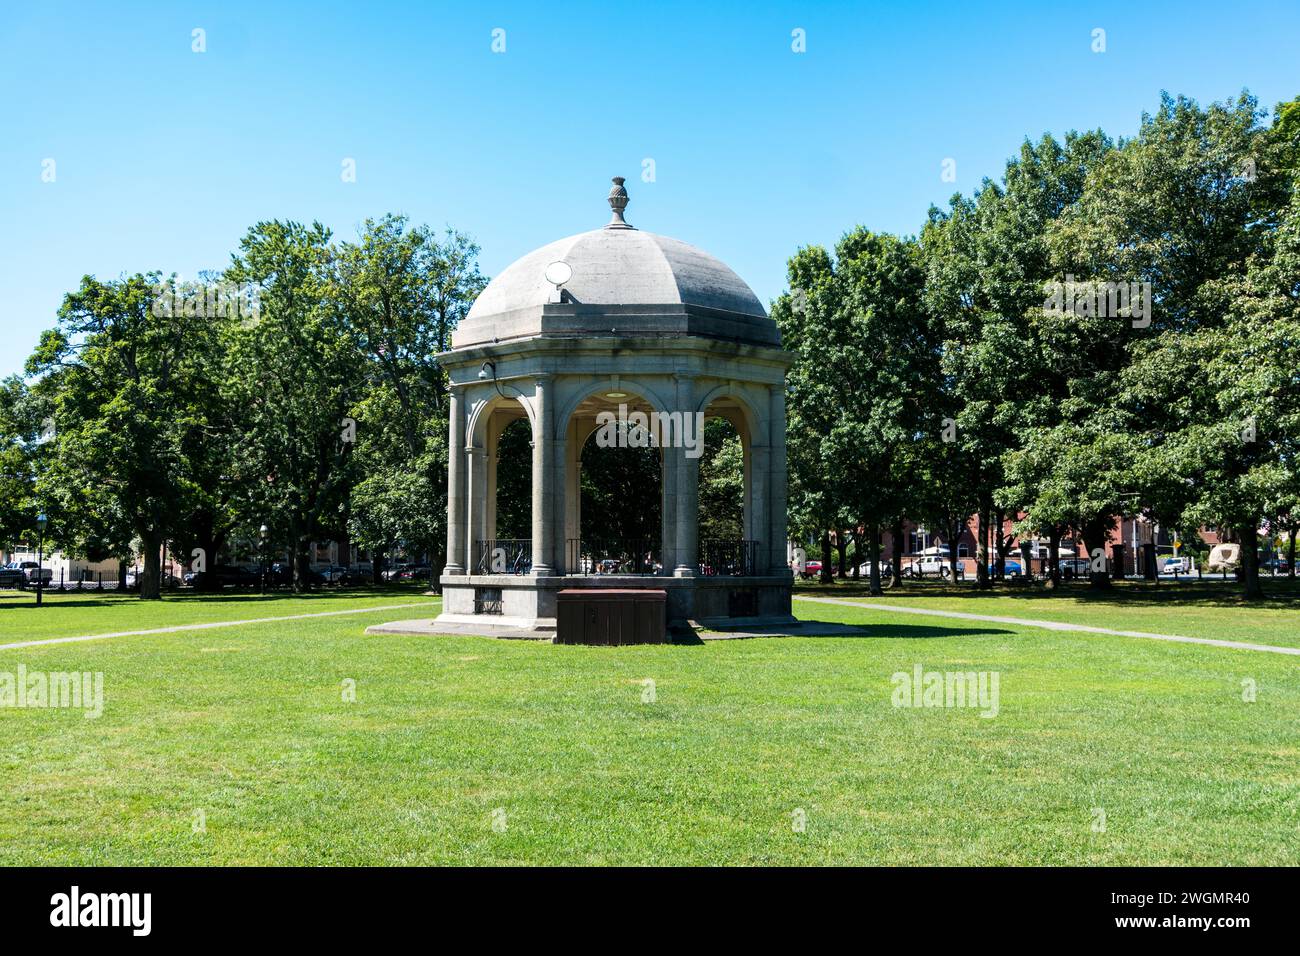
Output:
[{"xmin": 544, "ymin": 260, "xmax": 572, "ymax": 287}]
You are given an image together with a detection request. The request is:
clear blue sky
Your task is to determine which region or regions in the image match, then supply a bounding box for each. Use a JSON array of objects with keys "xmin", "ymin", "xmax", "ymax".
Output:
[{"xmin": 2, "ymin": 1, "xmax": 1297, "ymax": 377}]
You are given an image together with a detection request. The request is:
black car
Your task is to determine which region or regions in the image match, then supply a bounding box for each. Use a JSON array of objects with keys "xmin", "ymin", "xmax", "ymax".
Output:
[
  {"xmin": 265, "ymin": 563, "xmax": 324, "ymax": 587},
  {"xmin": 0, "ymin": 566, "xmax": 26, "ymax": 588},
  {"xmin": 190, "ymin": 565, "xmax": 260, "ymax": 590}
]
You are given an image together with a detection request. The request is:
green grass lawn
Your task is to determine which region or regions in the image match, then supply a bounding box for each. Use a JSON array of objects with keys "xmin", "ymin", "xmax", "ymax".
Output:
[
  {"xmin": 0, "ymin": 585, "xmax": 437, "ymax": 643},
  {"xmin": 795, "ymin": 577, "xmax": 1300, "ymax": 649},
  {"xmin": 0, "ymin": 587, "xmax": 1296, "ymax": 865}
]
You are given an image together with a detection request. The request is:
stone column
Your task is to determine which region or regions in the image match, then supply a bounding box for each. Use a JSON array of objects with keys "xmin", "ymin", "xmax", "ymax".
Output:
[
  {"xmin": 767, "ymin": 385, "xmax": 789, "ymax": 577},
  {"xmin": 673, "ymin": 376, "xmax": 698, "ymax": 577},
  {"xmin": 531, "ymin": 375, "xmax": 556, "ymax": 576},
  {"xmin": 564, "ymin": 418, "xmax": 584, "ymax": 573},
  {"xmin": 468, "ymin": 445, "xmax": 488, "ymax": 573},
  {"xmin": 551, "ymin": 423, "xmax": 567, "ymax": 574},
  {"xmin": 750, "ymin": 441, "xmax": 769, "ymax": 574},
  {"xmin": 660, "ymin": 443, "xmax": 676, "ymax": 575},
  {"xmin": 444, "ymin": 386, "xmax": 466, "ymax": 575}
]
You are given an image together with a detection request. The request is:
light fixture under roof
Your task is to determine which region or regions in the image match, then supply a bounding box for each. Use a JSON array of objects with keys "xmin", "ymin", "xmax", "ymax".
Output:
[{"xmin": 604, "ymin": 391, "xmax": 628, "ymax": 399}]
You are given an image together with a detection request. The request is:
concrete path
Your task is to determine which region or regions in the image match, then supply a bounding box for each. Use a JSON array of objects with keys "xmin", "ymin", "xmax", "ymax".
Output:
[
  {"xmin": 795, "ymin": 596, "xmax": 1300, "ymax": 657},
  {"xmin": 0, "ymin": 602, "xmax": 440, "ymax": 652}
]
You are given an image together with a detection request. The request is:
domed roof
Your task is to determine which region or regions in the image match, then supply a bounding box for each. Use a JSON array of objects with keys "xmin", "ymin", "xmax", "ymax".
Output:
[{"xmin": 451, "ymin": 178, "xmax": 779, "ymax": 349}]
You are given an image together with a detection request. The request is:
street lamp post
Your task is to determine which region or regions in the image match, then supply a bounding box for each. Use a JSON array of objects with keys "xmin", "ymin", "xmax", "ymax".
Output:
[
  {"xmin": 35, "ymin": 512, "xmax": 48, "ymax": 607},
  {"xmin": 259, "ymin": 524, "xmax": 270, "ymax": 595}
]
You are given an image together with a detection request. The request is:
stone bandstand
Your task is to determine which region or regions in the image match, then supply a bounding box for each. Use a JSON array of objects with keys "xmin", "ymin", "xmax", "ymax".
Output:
[{"xmin": 433, "ymin": 177, "xmax": 793, "ymax": 637}]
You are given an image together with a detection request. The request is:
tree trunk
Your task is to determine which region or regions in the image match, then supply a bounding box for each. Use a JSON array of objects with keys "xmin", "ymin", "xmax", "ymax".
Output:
[
  {"xmin": 1289, "ymin": 528, "xmax": 1296, "ymax": 579},
  {"xmin": 198, "ymin": 534, "xmax": 220, "ymax": 576},
  {"xmin": 1047, "ymin": 525, "xmax": 1061, "ymax": 588},
  {"xmin": 890, "ymin": 519, "xmax": 905, "ymax": 588},
  {"xmin": 819, "ymin": 530, "xmax": 833, "ymax": 585},
  {"xmin": 975, "ymin": 508, "xmax": 990, "ymax": 589},
  {"xmin": 994, "ymin": 509, "xmax": 1009, "ymax": 581},
  {"xmin": 139, "ymin": 531, "xmax": 162, "ymax": 601},
  {"xmin": 948, "ymin": 521, "xmax": 961, "ymax": 584},
  {"xmin": 1240, "ymin": 524, "xmax": 1263, "ymax": 599},
  {"xmin": 372, "ymin": 544, "xmax": 385, "ymax": 586},
  {"xmin": 835, "ymin": 532, "xmax": 848, "ymax": 579},
  {"xmin": 1081, "ymin": 517, "xmax": 1112, "ymax": 590},
  {"xmin": 868, "ymin": 527, "xmax": 883, "ymax": 596},
  {"xmin": 293, "ymin": 533, "xmax": 312, "ymax": 593}
]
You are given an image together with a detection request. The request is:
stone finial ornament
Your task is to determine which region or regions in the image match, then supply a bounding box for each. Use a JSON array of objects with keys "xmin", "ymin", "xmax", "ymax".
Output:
[{"xmin": 606, "ymin": 176, "xmax": 632, "ymax": 229}]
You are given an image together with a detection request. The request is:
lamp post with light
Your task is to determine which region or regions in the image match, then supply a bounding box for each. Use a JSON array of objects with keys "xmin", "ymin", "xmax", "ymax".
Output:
[
  {"xmin": 259, "ymin": 524, "xmax": 270, "ymax": 595},
  {"xmin": 35, "ymin": 512, "xmax": 48, "ymax": 607}
]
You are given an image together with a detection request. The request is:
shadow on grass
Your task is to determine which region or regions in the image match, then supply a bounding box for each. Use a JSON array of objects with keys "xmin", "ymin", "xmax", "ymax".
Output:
[
  {"xmin": 698, "ymin": 621, "xmax": 1014, "ymax": 641},
  {"xmin": 799, "ymin": 623, "xmax": 1013, "ymax": 639},
  {"xmin": 0, "ymin": 585, "xmax": 434, "ymax": 612},
  {"xmin": 793, "ymin": 577, "xmax": 1300, "ymax": 610}
]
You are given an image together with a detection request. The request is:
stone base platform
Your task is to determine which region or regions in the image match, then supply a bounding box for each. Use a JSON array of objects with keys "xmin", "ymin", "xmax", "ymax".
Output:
[
  {"xmin": 437, "ymin": 571, "xmax": 794, "ymax": 635},
  {"xmin": 365, "ymin": 615, "xmax": 554, "ymax": 641},
  {"xmin": 365, "ymin": 613, "xmax": 877, "ymax": 643}
]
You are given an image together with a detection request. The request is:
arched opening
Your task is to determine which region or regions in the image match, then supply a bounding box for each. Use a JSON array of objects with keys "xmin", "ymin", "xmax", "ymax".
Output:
[
  {"xmin": 699, "ymin": 395, "xmax": 757, "ymax": 576},
  {"xmin": 699, "ymin": 417, "xmax": 744, "ymax": 540},
  {"xmin": 564, "ymin": 389, "xmax": 665, "ymax": 575},
  {"xmin": 469, "ymin": 396, "xmax": 533, "ymax": 575},
  {"xmin": 494, "ymin": 418, "xmax": 532, "ymax": 538}
]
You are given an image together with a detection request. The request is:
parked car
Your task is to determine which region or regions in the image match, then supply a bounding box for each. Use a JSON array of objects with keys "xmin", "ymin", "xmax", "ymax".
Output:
[
  {"xmin": 798, "ymin": 559, "xmax": 823, "ymax": 580},
  {"xmin": 266, "ymin": 563, "xmax": 323, "ymax": 586},
  {"xmin": 855, "ymin": 560, "xmax": 894, "ymax": 579},
  {"xmin": 317, "ymin": 565, "xmax": 351, "ymax": 585},
  {"xmin": 0, "ymin": 565, "xmax": 27, "ymax": 588},
  {"xmin": 1160, "ymin": 556, "xmax": 1192, "ymax": 575},
  {"xmin": 1208, "ymin": 543, "xmax": 1241, "ymax": 572},
  {"xmin": 4, "ymin": 561, "xmax": 52, "ymax": 585},
  {"xmin": 382, "ymin": 563, "xmax": 411, "ymax": 581},
  {"xmin": 988, "ymin": 559, "xmax": 1024, "ymax": 579},
  {"xmin": 125, "ymin": 570, "xmax": 181, "ymax": 588},
  {"xmin": 906, "ymin": 555, "xmax": 963, "ymax": 580},
  {"xmin": 1059, "ymin": 557, "xmax": 1092, "ymax": 580},
  {"xmin": 189, "ymin": 564, "xmax": 260, "ymax": 590}
]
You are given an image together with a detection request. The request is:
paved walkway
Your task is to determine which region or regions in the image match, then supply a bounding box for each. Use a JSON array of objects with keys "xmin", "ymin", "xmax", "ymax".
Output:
[
  {"xmin": 0, "ymin": 602, "xmax": 439, "ymax": 652},
  {"xmin": 795, "ymin": 596, "xmax": 1300, "ymax": 657}
]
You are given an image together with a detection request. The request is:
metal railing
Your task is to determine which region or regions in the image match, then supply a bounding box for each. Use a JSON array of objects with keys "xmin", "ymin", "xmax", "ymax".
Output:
[
  {"xmin": 566, "ymin": 538, "xmax": 660, "ymax": 575},
  {"xmin": 699, "ymin": 539, "xmax": 759, "ymax": 576},
  {"xmin": 474, "ymin": 539, "xmax": 533, "ymax": 575}
]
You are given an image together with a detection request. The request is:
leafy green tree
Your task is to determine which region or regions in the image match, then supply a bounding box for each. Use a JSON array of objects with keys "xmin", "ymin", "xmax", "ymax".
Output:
[
  {"xmin": 332, "ymin": 217, "xmax": 485, "ymax": 584},
  {"xmin": 26, "ymin": 274, "xmax": 213, "ymax": 598},
  {"xmin": 225, "ymin": 222, "xmax": 361, "ymax": 591},
  {"xmin": 773, "ymin": 247, "xmax": 839, "ymax": 583},
  {"xmin": 0, "ymin": 378, "xmax": 42, "ymax": 550},
  {"xmin": 697, "ymin": 418, "xmax": 744, "ymax": 541},
  {"xmin": 1063, "ymin": 94, "xmax": 1283, "ymax": 596},
  {"xmin": 776, "ymin": 231, "xmax": 935, "ymax": 594},
  {"xmin": 926, "ymin": 130, "xmax": 1112, "ymax": 586}
]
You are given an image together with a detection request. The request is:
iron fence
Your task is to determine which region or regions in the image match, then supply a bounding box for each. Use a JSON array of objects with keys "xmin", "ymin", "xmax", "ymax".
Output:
[
  {"xmin": 474, "ymin": 539, "xmax": 532, "ymax": 575},
  {"xmin": 699, "ymin": 539, "xmax": 759, "ymax": 576},
  {"xmin": 566, "ymin": 538, "xmax": 660, "ymax": 575}
]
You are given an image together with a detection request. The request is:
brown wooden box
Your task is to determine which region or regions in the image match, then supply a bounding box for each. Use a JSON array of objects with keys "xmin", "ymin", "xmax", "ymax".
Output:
[{"xmin": 555, "ymin": 589, "xmax": 667, "ymax": 645}]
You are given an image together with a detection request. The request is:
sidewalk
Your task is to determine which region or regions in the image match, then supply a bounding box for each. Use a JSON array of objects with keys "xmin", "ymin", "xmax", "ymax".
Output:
[{"xmin": 794, "ymin": 596, "xmax": 1300, "ymax": 656}]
